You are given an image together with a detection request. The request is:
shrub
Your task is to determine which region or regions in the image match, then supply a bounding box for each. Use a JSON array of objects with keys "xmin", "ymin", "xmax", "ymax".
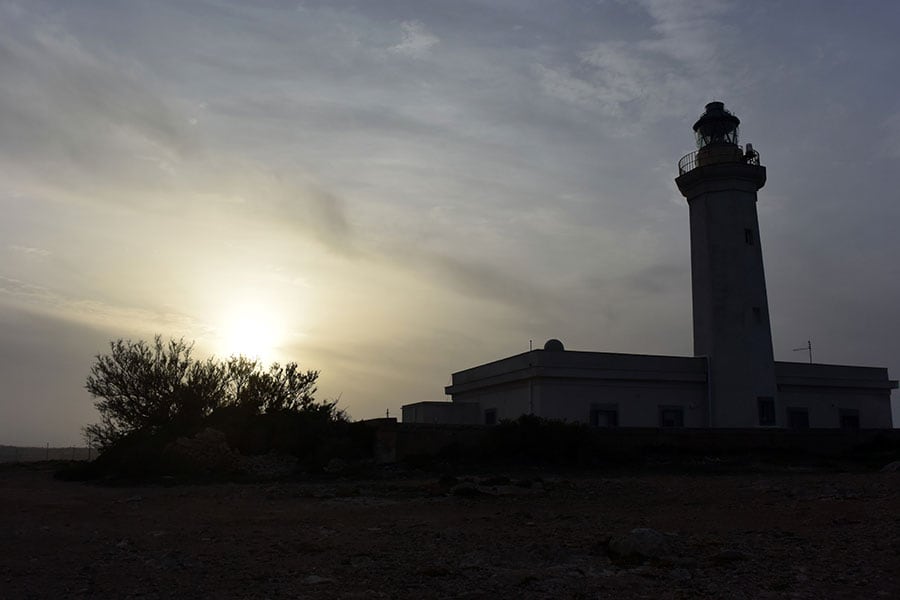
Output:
[{"xmin": 84, "ymin": 336, "xmax": 325, "ymax": 452}]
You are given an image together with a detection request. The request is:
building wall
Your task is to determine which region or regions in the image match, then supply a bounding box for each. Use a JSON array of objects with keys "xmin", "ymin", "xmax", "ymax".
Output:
[
  {"xmin": 775, "ymin": 362, "xmax": 895, "ymax": 428},
  {"xmin": 401, "ymin": 401, "xmax": 480, "ymax": 425},
  {"xmin": 777, "ymin": 389, "xmax": 892, "ymax": 428},
  {"xmin": 404, "ymin": 351, "xmax": 896, "ymax": 428},
  {"xmin": 449, "ymin": 378, "xmax": 708, "ymax": 427},
  {"xmin": 451, "ymin": 381, "xmax": 533, "ymax": 424},
  {"xmin": 440, "ymin": 349, "xmax": 709, "ymax": 427},
  {"xmin": 534, "ymin": 379, "xmax": 708, "ymax": 427}
]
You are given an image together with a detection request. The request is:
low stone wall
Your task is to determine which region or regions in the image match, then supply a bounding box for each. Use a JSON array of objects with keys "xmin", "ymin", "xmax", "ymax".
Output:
[
  {"xmin": 0, "ymin": 445, "xmax": 95, "ymax": 463},
  {"xmin": 361, "ymin": 419, "xmax": 900, "ymax": 463}
]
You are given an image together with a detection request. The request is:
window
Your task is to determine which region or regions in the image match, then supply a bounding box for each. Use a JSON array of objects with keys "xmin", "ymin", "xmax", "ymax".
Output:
[
  {"xmin": 787, "ymin": 408, "xmax": 809, "ymax": 429},
  {"xmin": 590, "ymin": 406, "xmax": 619, "ymax": 427},
  {"xmin": 744, "ymin": 228, "xmax": 754, "ymax": 245},
  {"xmin": 839, "ymin": 409, "xmax": 860, "ymax": 430},
  {"xmin": 752, "ymin": 307, "xmax": 762, "ymax": 323},
  {"xmin": 758, "ymin": 397, "xmax": 775, "ymax": 426},
  {"xmin": 659, "ymin": 406, "xmax": 684, "ymax": 428},
  {"xmin": 484, "ymin": 408, "xmax": 497, "ymax": 426}
]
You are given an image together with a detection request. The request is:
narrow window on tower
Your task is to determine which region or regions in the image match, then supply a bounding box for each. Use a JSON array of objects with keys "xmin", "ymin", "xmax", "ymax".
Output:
[
  {"xmin": 752, "ymin": 306, "xmax": 762, "ymax": 323},
  {"xmin": 744, "ymin": 228, "xmax": 754, "ymax": 245}
]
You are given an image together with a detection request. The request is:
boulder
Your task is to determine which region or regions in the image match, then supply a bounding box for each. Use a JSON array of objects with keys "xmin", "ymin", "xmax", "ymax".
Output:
[
  {"xmin": 163, "ymin": 428, "xmax": 241, "ymax": 475},
  {"xmin": 240, "ymin": 453, "xmax": 298, "ymax": 480}
]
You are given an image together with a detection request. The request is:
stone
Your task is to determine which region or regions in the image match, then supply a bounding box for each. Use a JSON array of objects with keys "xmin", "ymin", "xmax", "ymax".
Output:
[
  {"xmin": 163, "ymin": 428, "xmax": 241, "ymax": 475},
  {"xmin": 437, "ymin": 474, "xmax": 459, "ymax": 487},
  {"xmin": 304, "ymin": 575, "xmax": 334, "ymax": 585},
  {"xmin": 240, "ymin": 453, "xmax": 297, "ymax": 480},
  {"xmin": 324, "ymin": 458, "xmax": 347, "ymax": 474},
  {"xmin": 879, "ymin": 461, "xmax": 900, "ymax": 472},
  {"xmin": 712, "ymin": 549, "xmax": 749, "ymax": 563},
  {"xmin": 450, "ymin": 482, "xmax": 486, "ymax": 497},
  {"xmin": 480, "ymin": 475, "xmax": 511, "ymax": 486},
  {"xmin": 608, "ymin": 528, "xmax": 673, "ymax": 563}
]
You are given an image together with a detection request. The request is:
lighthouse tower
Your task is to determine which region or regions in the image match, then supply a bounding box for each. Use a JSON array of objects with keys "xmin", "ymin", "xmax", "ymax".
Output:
[{"xmin": 676, "ymin": 102, "xmax": 779, "ymax": 428}]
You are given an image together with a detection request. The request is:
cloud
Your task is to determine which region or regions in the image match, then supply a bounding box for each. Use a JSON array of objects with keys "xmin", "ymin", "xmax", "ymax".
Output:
[
  {"xmin": 636, "ymin": 0, "xmax": 733, "ymax": 63},
  {"xmin": 390, "ymin": 20, "xmax": 439, "ymax": 57},
  {"xmin": 0, "ymin": 22, "xmax": 193, "ymax": 162},
  {"xmin": 532, "ymin": 0, "xmax": 742, "ymax": 130},
  {"xmin": 0, "ymin": 9, "xmax": 360, "ymax": 257},
  {"xmin": 9, "ymin": 245, "xmax": 50, "ymax": 257},
  {"xmin": 402, "ymin": 249, "xmax": 555, "ymax": 315},
  {"xmin": 0, "ymin": 275, "xmax": 205, "ymax": 339},
  {"xmin": 881, "ymin": 111, "xmax": 900, "ymax": 159}
]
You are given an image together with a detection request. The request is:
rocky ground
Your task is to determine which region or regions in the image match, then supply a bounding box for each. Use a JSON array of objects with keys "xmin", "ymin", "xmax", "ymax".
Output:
[{"xmin": 2, "ymin": 462, "xmax": 899, "ymax": 599}]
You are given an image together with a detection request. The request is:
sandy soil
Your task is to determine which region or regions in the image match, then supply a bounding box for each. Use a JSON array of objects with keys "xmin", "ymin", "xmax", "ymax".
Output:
[{"xmin": 2, "ymin": 463, "xmax": 899, "ymax": 599}]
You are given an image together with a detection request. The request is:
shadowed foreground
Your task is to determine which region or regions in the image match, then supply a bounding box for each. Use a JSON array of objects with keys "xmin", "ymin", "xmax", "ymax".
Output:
[{"xmin": 2, "ymin": 464, "xmax": 899, "ymax": 599}]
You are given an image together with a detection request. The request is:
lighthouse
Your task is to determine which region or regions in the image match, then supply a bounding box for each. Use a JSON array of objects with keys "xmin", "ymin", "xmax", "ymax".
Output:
[
  {"xmin": 405, "ymin": 102, "xmax": 896, "ymax": 430},
  {"xmin": 676, "ymin": 102, "xmax": 779, "ymax": 427}
]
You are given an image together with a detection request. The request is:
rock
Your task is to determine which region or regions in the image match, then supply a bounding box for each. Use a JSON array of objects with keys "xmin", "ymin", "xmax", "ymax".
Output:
[
  {"xmin": 437, "ymin": 474, "xmax": 459, "ymax": 487},
  {"xmin": 451, "ymin": 482, "xmax": 486, "ymax": 497},
  {"xmin": 304, "ymin": 575, "xmax": 334, "ymax": 585},
  {"xmin": 599, "ymin": 568, "xmax": 617, "ymax": 578},
  {"xmin": 163, "ymin": 428, "xmax": 241, "ymax": 475},
  {"xmin": 480, "ymin": 475, "xmax": 511, "ymax": 486},
  {"xmin": 712, "ymin": 549, "xmax": 749, "ymax": 563},
  {"xmin": 608, "ymin": 528, "xmax": 673, "ymax": 563},
  {"xmin": 240, "ymin": 453, "xmax": 297, "ymax": 480},
  {"xmin": 626, "ymin": 565, "xmax": 655, "ymax": 577},
  {"xmin": 880, "ymin": 461, "xmax": 900, "ymax": 472},
  {"xmin": 324, "ymin": 458, "xmax": 347, "ymax": 474},
  {"xmin": 310, "ymin": 487, "xmax": 337, "ymax": 499}
]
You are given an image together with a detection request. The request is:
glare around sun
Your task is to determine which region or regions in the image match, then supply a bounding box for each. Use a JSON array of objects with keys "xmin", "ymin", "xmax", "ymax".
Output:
[{"xmin": 217, "ymin": 303, "xmax": 282, "ymax": 362}]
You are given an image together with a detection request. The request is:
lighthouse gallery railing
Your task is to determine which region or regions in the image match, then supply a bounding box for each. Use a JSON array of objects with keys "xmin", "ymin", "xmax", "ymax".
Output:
[{"xmin": 678, "ymin": 146, "xmax": 761, "ymax": 176}]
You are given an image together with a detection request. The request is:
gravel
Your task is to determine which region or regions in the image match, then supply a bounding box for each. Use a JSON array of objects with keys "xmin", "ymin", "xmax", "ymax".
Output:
[{"xmin": 2, "ymin": 465, "xmax": 899, "ymax": 598}]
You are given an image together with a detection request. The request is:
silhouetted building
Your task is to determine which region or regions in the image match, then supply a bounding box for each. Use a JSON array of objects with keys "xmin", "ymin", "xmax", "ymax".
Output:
[{"xmin": 403, "ymin": 102, "xmax": 896, "ymax": 428}]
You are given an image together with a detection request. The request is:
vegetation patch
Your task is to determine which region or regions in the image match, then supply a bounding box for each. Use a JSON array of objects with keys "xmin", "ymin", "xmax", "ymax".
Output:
[{"xmin": 57, "ymin": 336, "xmax": 372, "ymax": 483}]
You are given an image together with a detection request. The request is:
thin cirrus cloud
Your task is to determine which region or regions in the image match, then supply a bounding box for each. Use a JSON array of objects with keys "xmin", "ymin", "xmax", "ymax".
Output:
[{"xmin": 389, "ymin": 20, "xmax": 439, "ymax": 57}]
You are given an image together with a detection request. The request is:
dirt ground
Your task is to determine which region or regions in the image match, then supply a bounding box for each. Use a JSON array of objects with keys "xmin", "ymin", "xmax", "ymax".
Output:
[{"xmin": 2, "ymin": 463, "xmax": 899, "ymax": 599}]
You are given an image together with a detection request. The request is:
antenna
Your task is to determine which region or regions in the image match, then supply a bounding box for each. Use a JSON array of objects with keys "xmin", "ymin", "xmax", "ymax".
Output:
[
  {"xmin": 792, "ymin": 340, "xmax": 812, "ymax": 364},
  {"xmin": 529, "ymin": 339, "xmax": 533, "ymax": 351}
]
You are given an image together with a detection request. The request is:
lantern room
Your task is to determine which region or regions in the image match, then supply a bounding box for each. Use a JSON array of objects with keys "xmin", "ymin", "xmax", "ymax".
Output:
[{"xmin": 693, "ymin": 101, "xmax": 740, "ymax": 148}]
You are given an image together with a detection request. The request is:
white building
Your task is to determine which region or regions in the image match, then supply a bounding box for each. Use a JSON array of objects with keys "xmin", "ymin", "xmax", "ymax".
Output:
[{"xmin": 402, "ymin": 102, "xmax": 896, "ymax": 428}]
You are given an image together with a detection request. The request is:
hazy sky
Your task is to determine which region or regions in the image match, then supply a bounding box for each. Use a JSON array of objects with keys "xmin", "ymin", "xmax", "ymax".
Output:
[{"xmin": 2, "ymin": 0, "xmax": 899, "ymax": 445}]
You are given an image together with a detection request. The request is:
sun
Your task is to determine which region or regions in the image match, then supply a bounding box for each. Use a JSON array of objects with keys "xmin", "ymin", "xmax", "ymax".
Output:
[{"xmin": 217, "ymin": 301, "xmax": 283, "ymax": 361}]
